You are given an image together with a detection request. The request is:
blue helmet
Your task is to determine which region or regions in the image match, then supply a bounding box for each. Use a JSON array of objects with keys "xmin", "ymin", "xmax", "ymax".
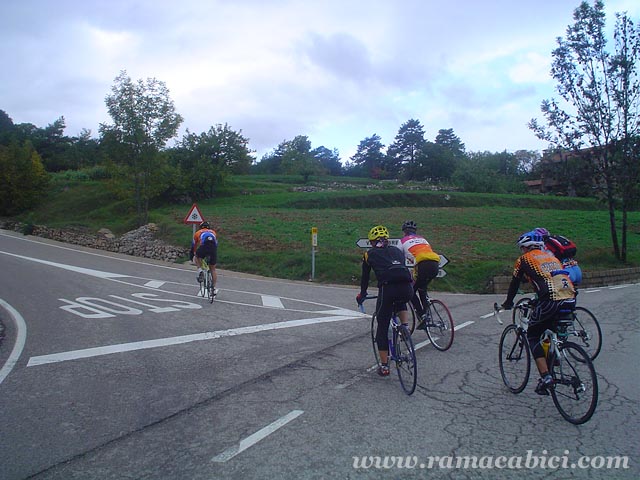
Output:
[{"xmin": 517, "ymin": 231, "xmax": 544, "ymax": 249}]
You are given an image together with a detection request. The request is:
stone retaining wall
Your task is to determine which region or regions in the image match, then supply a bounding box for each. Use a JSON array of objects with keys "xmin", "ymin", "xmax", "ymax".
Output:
[
  {"xmin": 0, "ymin": 221, "xmax": 188, "ymax": 263},
  {"xmin": 491, "ymin": 267, "xmax": 640, "ymax": 294}
]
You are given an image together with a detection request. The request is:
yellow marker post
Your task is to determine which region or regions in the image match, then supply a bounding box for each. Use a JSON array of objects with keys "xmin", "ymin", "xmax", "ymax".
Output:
[{"xmin": 311, "ymin": 227, "xmax": 318, "ymax": 280}]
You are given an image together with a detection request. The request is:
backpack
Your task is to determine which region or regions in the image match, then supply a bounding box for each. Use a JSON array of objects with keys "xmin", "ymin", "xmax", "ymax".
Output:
[{"xmin": 545, "ymin": 234, "xmax": 577, "ymax": 260}]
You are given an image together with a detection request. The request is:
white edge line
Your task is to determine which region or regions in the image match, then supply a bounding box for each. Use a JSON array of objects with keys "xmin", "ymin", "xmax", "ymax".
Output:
[
  {"xmin": 0, "ymin": 299, "xmax": 27, "ymax": 385},
  {"xmin": 211, "ymin": 410, "xmax": 304, "ymax": 462}
]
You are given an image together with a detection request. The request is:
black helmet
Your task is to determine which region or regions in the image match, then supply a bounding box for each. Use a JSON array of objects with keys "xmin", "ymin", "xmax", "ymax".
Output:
[
  {"xmin": 402, "ymin": 220, "xmax": 417, "ymax": 232},
  {"xmin": 199, "ymin": 221, "xmax": 210, "ymax": 229}
]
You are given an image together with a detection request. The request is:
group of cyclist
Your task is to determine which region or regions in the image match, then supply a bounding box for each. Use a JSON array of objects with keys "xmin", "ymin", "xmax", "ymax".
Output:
[
  {"xmin": 356, "ymin": 221, "xmax": 441, "ymax": 376},
  {"xmin": 357, "ymin": 220, "xmax": 579, "ymax": 395},
  {"xmin": 190, "ymin": 216, "xmax": 580, "ymax": 395}
]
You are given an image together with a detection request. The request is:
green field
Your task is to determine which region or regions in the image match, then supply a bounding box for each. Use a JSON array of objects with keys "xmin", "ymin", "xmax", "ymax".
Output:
[{"xmin": 15, "ymin": 174, "xmax": 640, "ymax": 293}]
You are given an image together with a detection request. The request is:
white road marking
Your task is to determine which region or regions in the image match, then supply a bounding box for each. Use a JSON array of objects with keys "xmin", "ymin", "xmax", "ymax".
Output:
[
  {"xmin": 144, "ymin": 280, "xmax": 165, "ymax": 288},
  {"xmin": 211, "ymin": 410, "xmax": 304, "ymax": 463},
  {"xmin": 261, "ymin": 295, "xmax": 284, "ymax": 308},
  {"xmin": 0, "ymin": 299, "xmax": 27, "ymax": 385},
  {"xmin": 609, "ymin": 284, "xmax": 631, "ymax": 290},
  {"xmin": 0, "ymin": 250, "xmax": 126, "ymax": 278},
  {"xmin": 27, "ymin": 315, "xmax": 358, "ymax": 366}
]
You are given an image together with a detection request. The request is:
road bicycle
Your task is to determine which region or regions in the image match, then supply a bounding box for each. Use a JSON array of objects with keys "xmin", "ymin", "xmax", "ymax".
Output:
[
  {"xmin": 512, "ymin": 296, "xmax": 602, "ymax": 361},
  {"xmin": 197, "ymin": 258, "xmax": 216, "ymax": 303},
  {"xmin": 408, "ymin": 296, "xmax": 454, "ymax": 351},
  {"xmin": 359, "ymin": 296, "xmax": 417, "ymax": 395},
  {"xmin": 495, "ymin": 303, "xmax": 598, "ymax": 424}
]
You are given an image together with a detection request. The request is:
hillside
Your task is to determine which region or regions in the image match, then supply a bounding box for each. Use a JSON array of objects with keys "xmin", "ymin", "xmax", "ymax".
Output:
[{"xmin": 9, "ymin": 175, "xmax": 640, "ymax": 293}]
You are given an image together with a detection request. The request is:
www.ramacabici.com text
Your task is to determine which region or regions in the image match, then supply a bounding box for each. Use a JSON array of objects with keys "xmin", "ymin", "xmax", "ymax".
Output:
[{"xmin": 352, "ymin": 450, "xmax": 630, "ymax": 471}]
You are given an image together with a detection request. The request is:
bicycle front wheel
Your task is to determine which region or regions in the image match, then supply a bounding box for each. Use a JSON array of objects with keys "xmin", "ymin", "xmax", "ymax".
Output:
[
  {"xmin": 425, "ymin": 300, "xmax": 454, "ymax": 351},
  {"xmin": 549, "ymin": 342, "xmax": 598, "ymax": 425},
  {"xmin": 394, "ymin": 324, "xmax": 417, "ymax": 395},
  {"xmin": 206, "ymin": 271, "xmax": 214, "ymax": 303},
  {"xmin": 498, "ymin": 324, "xmax": 531, "ymax": 393},
  {"xmin": 569, "ymin": 307, "xmax": 602, "ymax": 361}
]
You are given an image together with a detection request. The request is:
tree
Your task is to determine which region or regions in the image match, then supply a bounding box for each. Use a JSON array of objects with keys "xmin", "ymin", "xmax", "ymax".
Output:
[
  {"xmin": 349, "ymin": 134, "xmax": 386, "ymax": 178},
  {"xmin": 279, "ymin": 136, "xmax": 325, "ymax": 182},
  {"xmin": 529, "ymin": 1, "xmax": 640, "ymax": 261},
  {"xmin": 100, "ymin": 71, "xmax": 183, "ymax": 225},
  {"xmin": 312, "ymin": 146, "xmax": 343, "ymax": 176},
  {"xmin": 387, "ymin": 119, "xmax": 426, "ymax": 178},
  {"xmin": 0, "ymin": 140, "xmax": 49, "ymax": 215},
  {"xmin": 171, "ymin": 124, "xmax": 254, "ymax": 199}
]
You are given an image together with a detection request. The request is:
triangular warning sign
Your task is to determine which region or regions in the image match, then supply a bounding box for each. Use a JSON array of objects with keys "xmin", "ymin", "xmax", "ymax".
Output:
[{"xmin": 184, "ymin": 204, "xmax": 204, "ymax": 224}]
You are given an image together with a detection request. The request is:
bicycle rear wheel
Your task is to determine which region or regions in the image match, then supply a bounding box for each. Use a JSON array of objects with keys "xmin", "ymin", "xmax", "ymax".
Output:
[
  {"xmin": 370, "ymin": 314, "xmax": 382, "ymax": 368},
  {"xmin": 569, "ymin": 307, "xmax": 602, "ymax": 361},
  {"xmin": 512, "ymin": 297, "xmax": 532, "ymax": 325},
  {"xmin": 394, "ymin": 324, "xmax": 417, "ymax": 395},
  {"xmin": 498, "ymin": 324, "xmax": 531, "ymax": 393},
  {"xmin": 425, "ymin": 299, "xmax": 454, "ymax": 351},
  {"xmin": 206, "ymin": 271, "xmax": 214, "ymax": 303},
  {"xmin": 549, "ymin": 342, "xmax": 598, "ymax": 424}
]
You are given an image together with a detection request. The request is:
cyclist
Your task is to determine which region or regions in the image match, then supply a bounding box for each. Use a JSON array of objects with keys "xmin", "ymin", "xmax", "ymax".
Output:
[
  {"xmin": 191, "ymin": 221, "xmax": 217, "ymax": 280},
  {"xmin": 356, "ymin": 225, "xmax": 414, "ymax": 376},
  {"xmin": 399, "ymin": 220, "xmax": 440, "ymax": 328},
  {"xmin": 195, "ymin": 228, "xmax": 219, "ymax": 295},
  {"xmin": 501, "ymin": 231, "xmax": 576, "ymax": 395}
]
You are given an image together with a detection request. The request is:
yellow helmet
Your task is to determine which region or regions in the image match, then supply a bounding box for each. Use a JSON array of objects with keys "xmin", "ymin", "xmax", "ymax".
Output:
[{"xmin": 368, "ymin": 225, "xmax": 389, "ymax": 242}]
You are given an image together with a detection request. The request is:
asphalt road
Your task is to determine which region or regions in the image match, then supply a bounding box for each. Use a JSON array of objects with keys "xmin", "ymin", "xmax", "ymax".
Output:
[{"xmin": 0, "ymin": 229, "xmax": 638, "ymax": 479}]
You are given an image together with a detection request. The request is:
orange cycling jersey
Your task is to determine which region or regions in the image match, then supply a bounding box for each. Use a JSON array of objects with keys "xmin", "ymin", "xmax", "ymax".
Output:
[
  {"xmin": 192, "ymin": 228, "xmax": 217, "ymax": 250},
  {"xmin": 400, "ymin": 234, "xmax": 440, "ymax": 264},
  {"xmin": 513, "ymin": 248, "xmax": 575, "ymax": 301}
]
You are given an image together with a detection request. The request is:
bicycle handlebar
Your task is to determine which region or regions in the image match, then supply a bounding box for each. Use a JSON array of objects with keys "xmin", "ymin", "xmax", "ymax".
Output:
[{"xmin": 357, "ymin": 295, "xmax": 378, "ymax": 314}]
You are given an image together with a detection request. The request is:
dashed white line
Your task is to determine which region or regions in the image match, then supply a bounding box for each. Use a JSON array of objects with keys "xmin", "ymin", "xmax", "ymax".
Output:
[
  {"xmin": 261, "ymin": 295, "xmax": 285, "ymax": 308},
  {"xmin": 144, "ymin": 280, "xmax": 165, "ymax": 288},
  {"xmin": 211, "ymin": 410, "xmax": 304, "ymax": 462}
]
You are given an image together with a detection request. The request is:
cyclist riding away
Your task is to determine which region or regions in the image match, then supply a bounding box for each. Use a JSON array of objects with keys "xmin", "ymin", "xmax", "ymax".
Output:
[
  {"xmin": 357, "ymin": 225, "xmax": 414, "ymax": 377},
  {"xmin": 191, "ymin": 221, "xmax": 218, "ymax": 291},
  {"xmin": 400, "ymin": 220, "xmax": 441, "ymax": 329},
  {"xmin": 501, "ymin": 231, "xmax": 576, "ymax": 395}
]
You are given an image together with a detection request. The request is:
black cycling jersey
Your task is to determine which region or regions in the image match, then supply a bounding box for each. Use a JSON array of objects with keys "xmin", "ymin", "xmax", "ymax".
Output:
[{"xmin": 360, "ymin": 245, "xmax": 412, "ymax": 290}]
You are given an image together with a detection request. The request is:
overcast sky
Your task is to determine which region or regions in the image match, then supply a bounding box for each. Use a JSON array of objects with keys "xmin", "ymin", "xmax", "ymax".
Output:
[{"xmin": 1, "ymin": 1, "xmax": 638, "ymax": 161}]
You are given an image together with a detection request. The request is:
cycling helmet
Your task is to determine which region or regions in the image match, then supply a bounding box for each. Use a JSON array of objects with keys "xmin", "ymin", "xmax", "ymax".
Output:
[
  {"xmin": 368, "ymin": 225, "xmax": 389, "ymax": 242},
  {"xmin": 534, "ymin": 226, "xmax": 549, "ymax": 237},
  {"xmin": 199, "ymin": 221, "xmax": 210, "ymax": 229},
  {"xmin": 517, "ymin": 231, "xmax": 544, "ymax": 249},
  {"xmin": 402, "ymin": 220, "xmax": 417, "ymax": 233}
]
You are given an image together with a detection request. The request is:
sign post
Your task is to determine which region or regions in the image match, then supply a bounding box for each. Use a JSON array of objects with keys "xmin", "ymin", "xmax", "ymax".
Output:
[{"xmin": 311, "ymin": 227, "xmax": 318, "ymax": 280}]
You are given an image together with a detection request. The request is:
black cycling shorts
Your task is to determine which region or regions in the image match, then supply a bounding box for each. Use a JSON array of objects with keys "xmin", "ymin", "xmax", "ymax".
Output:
[{"xmin": 196, "ymin": 243, "xmax": 217, "ymax": 265}]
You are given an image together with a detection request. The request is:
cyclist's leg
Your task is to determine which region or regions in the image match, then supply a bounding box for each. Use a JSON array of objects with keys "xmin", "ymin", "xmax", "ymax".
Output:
[
  {"xmin": 412, "ymin": 262, "xmax": 428, "ymax": 317},
  {"xmin": 375, "ymin": 287, "xmax": 393, "ymax": 367},
  {"xmin": 528, "ymin": 301, "xmax": 557, "ymax": 394},
  {"xmin": 393, "ymin": 283, "xmax": 414, "ymax": 329},
  {"xmin": 420, "ymin": 261, "xmax": 439, "ymax": 306}
]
